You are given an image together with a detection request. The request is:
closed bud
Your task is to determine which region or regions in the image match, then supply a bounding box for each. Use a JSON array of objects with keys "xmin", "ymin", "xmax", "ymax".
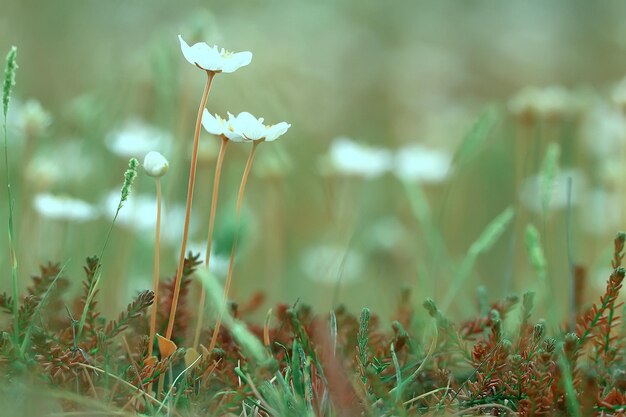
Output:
[{"xmin": 143, "ymin": 151, "xmax": 169, "ymax": 178}]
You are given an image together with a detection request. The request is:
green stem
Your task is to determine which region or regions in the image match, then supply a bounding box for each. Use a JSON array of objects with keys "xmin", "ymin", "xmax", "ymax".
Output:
[{"xmin": 3, "ymin": 103, "xmax": 18, "ymax": 345}]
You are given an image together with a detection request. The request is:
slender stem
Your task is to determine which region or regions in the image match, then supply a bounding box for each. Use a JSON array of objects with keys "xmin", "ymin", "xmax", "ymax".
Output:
[
  {"xmin": 193, "ymin": 136, "xmax": 229, "ymax": 350},
  {"xmin": 146, "ymin": 179, "xmax": 162, "ymax": 394},
  {"xmin": 165, "ymin": 71, "xmax": 215, "ymax": 340},
  {"xmin": 207, "ymin": 141, "xmax": 259, "ymax": 355},
  {"xmin": 3, "ymin": 108, "xmax": 18, "ymax": 344}
]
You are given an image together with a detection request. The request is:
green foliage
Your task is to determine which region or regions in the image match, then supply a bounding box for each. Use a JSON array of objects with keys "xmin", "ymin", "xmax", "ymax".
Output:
[
  {"xmin": 442, "ymin": 206, "xmax": 515, "ymax": 310},
  {"xmin": 452, "ymin": 106, "xmax": 499, "ymax": 168}
]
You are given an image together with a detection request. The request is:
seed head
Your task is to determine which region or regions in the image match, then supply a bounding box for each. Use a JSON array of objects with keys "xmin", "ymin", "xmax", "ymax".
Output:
[
  {"xmin": 120, "ymin": 158, "xmax": 139, "ymax": 208},
  {"xmin": 2, "ymin": 46, "xmax": 18, "ymax": 118}
]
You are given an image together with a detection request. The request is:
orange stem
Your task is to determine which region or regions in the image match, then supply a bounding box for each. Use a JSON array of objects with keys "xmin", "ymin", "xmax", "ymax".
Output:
[
  {"xmin": 148, "ymin": 179, "xmax": 162, "ymax": 356},
  {"xmin": 193, "ymin": 136, "xmax": 229, "ymax": 350},
  {"xmin": 146, "ymin": 179, "xmax": 161, "ymax": 394},
  {"xmin": 165, "ymin": 71, "xmax": 215, "ymax": 340},
  {"xmin": 207, "ymin": 141, "xmax": 259, "ymax": 355}
]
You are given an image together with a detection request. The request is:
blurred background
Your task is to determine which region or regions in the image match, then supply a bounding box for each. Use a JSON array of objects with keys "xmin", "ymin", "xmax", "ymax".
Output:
[{"xmin": 2, "ymin": 0, "xmax": 626, "ymax": 323}]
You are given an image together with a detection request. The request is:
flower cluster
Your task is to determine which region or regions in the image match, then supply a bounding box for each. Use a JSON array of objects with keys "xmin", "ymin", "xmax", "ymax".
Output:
[
  {"xmin": 322, "ymin": 136, "xmax": 452, "ymax": 183},
  {"xmin": 202, "ymin": 110, "xmax": 291, "ymax": 143},
  {"xmin": 178, "ymin": 35, "xmax": 291, "ymax": 143}
]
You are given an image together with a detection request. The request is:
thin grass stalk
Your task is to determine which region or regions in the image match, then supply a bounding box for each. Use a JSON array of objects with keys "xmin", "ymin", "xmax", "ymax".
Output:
[
  {"xmin": 2, "ymin": 47, "xmax": 19, "ymax": 345},
  {"xmin": 146, "ymin": 178, "xmax": 162, "ymax": 394},
  {"xmin": 207, "ymin": 141, "xmax": 259, "ymax": 355},
  {"xmin": 165, "ymin": 70, "xmax": 215, "ymax": 340},
  {"xmin": 78, "ymin": 158, "xmax": 138, "ymax": 337},
  {"xmin": 193, "ymin": 136, "xmax": 229, "ymax": 350}
]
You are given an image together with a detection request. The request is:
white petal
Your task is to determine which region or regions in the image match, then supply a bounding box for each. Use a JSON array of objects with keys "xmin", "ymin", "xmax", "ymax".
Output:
[
  {"xmin": 264, "ymin": 122, "xmax": 291, "ymax": 142},
  {"xmin": 178, "ymin": 35, "xmax": 198, "ymax": 66},
  {"xmin": 219, "ymin": 51, "xmax": 253, "ymax": 73},
  {"xmin": 230, "ymin": 112, "xmax": 265, "ymax": 140},
  {"xmin": 179, "ymin": 35, "xmax": 220, "ymax": 71},
  {"xmin": 201, "ymin": 109, "xmax": 226, "ymax": 136}
]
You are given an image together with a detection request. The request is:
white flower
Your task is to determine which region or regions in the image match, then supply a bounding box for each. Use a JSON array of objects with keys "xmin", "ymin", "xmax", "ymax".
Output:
[
  {"xmin": 580, "ymin": 104, "xmax": 626, "ymax": 158},
  {"xmin": 518, "ymin": 168, "xmax": 587, "ymax": 213},
  {"xmin": 103, "ymin": 191, "xmax": 193, "ymax": 244},
  {"xmin": 201, "ymin": 110, "xmax": 246, "ymax": 142},
  {"xmin": 17, "ymin": 99, "xmax": 52, "ymax": 137},
  {"xmin": 33, "ymin": 193, "xmax": 98, "ymax": 222},
  {"xmin": 105, "ymin": 120, "xmax": 172, "ymax": 159},
  {"xmin": 178, "ymin": 35, "xmax": 252, "ymax": 73},
  {"xmin": 508, "ymin": 85, "xmax": 585, "ymax": 122},
  {"xmin": 25, "ymin": 156, "xmax": 62, "ymax": 190},
  {"xmin": 580, "ymin": 189, "xmax": 621, "ymax": 237},
  {"xmin": 326, "ymin": 137, "xmax": 392, "ymax": 178},
  {"xmin": 300, "ymin": 245, "xmax": 364, "ymax": 285},
  {"xmin": 227, "ymin": 112, "xmax": 291, "ymax": 142},
  {"xmin": 393, "ymin": 144, "xmax": 452, "ymax": 183},
  {"xmin": 143, "ymin": 151, "xmax": 169, "ymax": 178}
]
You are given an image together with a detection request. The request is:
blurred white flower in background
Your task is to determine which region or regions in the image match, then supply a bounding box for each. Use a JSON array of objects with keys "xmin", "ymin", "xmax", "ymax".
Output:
[
  {"xmin": 16, "ymin": 99, "xmax": 52, "ymax": 138},
  {"xmin": 597, "ymin": 159, "xmax": 623, "ymax": 190},
  {"xmin": 393, "ymin": 144, "xmax": 452, "ymax": 183},
  {"xmin": 580, "ymin": 104, "xmax": 626, "ymax": 158},
  {"xmin": 324, "ymin": 137, "xmax": 393, "ymax": 178},
  {"xmin": 25, "ymin": 141, "xmax": 97, "ymax": 190},
  {"xmin": 33, "ymin": 193, "xmax": 99, "ymax": 222},
  {"xmin": 508, "ymin": 85, "xmax": 586, "ymax": 122},
  {"xmin": 105, "ymin": 120, "xmax": 172, "ymax": 159},
  {"xmin": 580, "ymin": 189, "xmax": 622, "ymax": 237},
  {"xmin": 178, "ymin": 35, "xmax": 252, "ymax": 73},
  {"xmin": 186, "ymin": 241, "xmax": 230, "ymax": 277},
  {"xmin": 364, "ymin": 217, "xmax": 408, "ymax": 252},
  {"xmin": 518, "ymin": 168, "xmax": 587, "ymax": 213},
  {"xmin": 300, "ymin": 244, "xmax": 364, "ymax": 285},
  {"xmin": 103, "ymin": 191, "xmax": 191, "ymax": 244},
  {"xmin": 25, "ymin": 156, "xmax": 62, "ymax": 190}
]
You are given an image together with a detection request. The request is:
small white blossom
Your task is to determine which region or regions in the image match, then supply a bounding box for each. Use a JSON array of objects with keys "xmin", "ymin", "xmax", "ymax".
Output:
[
  {"xmin": 326, "ymin": 137, "xmax": 392, "ymax": 178},
  {"xmin": 105, "ymin": 120, "xmax": 172, "ymax": 159},
  {"xmin": 33, "ymin": 193, "xmax": 98, "ymax": 222},
  {"xmin": 227, "ymin": 112, "xmax": 291, "ymax": 142},
  {"xmin": 201, "ymin": 110, "xmax": 246, "ymax": 142},
  {"xmin": 143, "ymin": 151, "xmax": 169, "ymax": 178},
  {"xmin": 393, "ymin": 144, "xmax": 452, "ymax": 183},
  {"xmin": 178, "ymin": 35, "xmax": 252, "ymax": 73}
]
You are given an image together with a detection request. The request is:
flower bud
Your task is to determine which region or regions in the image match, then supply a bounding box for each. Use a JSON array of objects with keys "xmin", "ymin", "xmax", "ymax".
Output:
[{"xmin": 143, "ymin": 151, "xmax": 169, "ymax": 178}]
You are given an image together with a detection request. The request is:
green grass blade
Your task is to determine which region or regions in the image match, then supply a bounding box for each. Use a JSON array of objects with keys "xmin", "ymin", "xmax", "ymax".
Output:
[
  {"xmin": 442, "ymin": 206, "xmax": 515, "ymax": 311},
  {"xmin": 2, "ymin": 46, "xmax": 19, "ymax": 345},
  {"xmin": 451, "ymin": 106, "xmax": 499, "ymax": 168}
]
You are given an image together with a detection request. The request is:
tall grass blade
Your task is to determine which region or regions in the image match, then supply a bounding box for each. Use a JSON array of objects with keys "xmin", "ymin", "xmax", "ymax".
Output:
[
  {"xmin": 442, "ymin": 206, "xmax": 515, "ymax": 311},
  {"xmin": 2, "ymin": 46, "xmax": 19, "ymax": 344}
]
